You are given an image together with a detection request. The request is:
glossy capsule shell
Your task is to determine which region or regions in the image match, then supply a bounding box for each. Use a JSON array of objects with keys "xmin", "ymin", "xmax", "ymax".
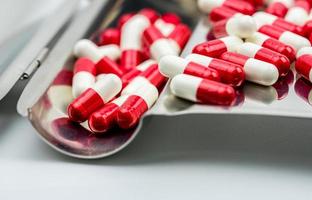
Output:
[
  {"xmin": 185, "ymin": 53, "xmax": 245, "ymax": 87},
  {"xmin": 170, "ymin": 74, "xmax": 236, "ymax": 105},
  {"xmin": 246, "ymin": 32, "xmax": 296, "ymax": 62},
  {"xmin": 159, "ymin": 55, "xmax": 221, "ymax": 81},
  {"xmin": 72, "ymin": 58, "xmax": 96, "ymax": 98},
  {"xmin": 95, "ymin": 56, "xmax": 124, "ymax": 77},
  {"xmin": 168, "ymin": 24, "xmax": 192, "ymax": 54},
  {"xmin": 88, "ymin": 95, "xmax": 129, "ymax": 133},
  {"xmin": 266, "ymin": 0, "xmax": 293, "ymax": 17},
  {"xmin": 209, "ymin": 6, "xmax": 240, "ymax": 22},
  {"xmin": 97, "ymin": 28, "xmax": 120, "ymax": 46},
  {"xmin": 142, "ymin": 25, "xmax": 178, "ymax": 61},
  {"xmin": 284, "ymin": 0, "xmax": 310, "ymax": 26},
  {"xmin": 192, "ymin": 36, "xmax": 243, "ymax": 58},
  {"xmin": 220, "ymin": 52, "xmax": 279, "ymax": 86},
  {"xmin": 296, "ymin": 46, "xmax": 312, "ymax": 58},
  {"xmin": 198, "ymin": 0, "xmax": 255, "ymax": 15},
  {"xmin": 295, "ymin": 54, "xmax": 312, "ymax": 83},
  {"xmin": 258, "ymin": 25, "xmax": 311, "ymax": 51},
  {"xmin": 237, "ymin": 42, "xmax": 290, "ymax": 76},
  {"xmin": 117, "ymin": 84, "xmax": 159, "ymax": 129},
  {"xmin": 253, "ymin": 11, "xmax": 305, "ymax": 36},
  {"xmin": 67, "ymin": 74, "xmax": 122, "ymax": 123}
]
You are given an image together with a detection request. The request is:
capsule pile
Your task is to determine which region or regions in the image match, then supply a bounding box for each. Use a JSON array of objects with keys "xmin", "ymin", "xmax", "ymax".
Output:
[
  {"xmin": 67, "ymin": 9, "xmax": 191, "ymax": 133},
  {"xmin": 157, "ymin": 0, "xmax": 312, "ymax": 106}
]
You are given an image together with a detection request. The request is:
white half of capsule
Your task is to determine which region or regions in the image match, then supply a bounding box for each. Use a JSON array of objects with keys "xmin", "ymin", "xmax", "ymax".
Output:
[
  {"xmin": 150, "ymin": 38, "xmax": 178, "ymax": 61},
  {"xmin": 170, "ymin": 74, "xmax": 202, "ymax": 102},
  {"xmin": 226, "ymin": 15, "xmax": 257, "ymax": 38},
  {"xmin": 236, "ymin": 42, "xmax": 262, "ymax": 57},
  {"xmin": 92, "ymin": 74, "xmax": 122, "ymax": 103},
  {"xmin": 197, "ymin": 0, "xmax": 225, "ymax": 13},
  {"xmin": 245, "ymin": 32, "xmax": 269, "ymax": 46},
  {"xmin": 278, "ymin": 31, "xmax": 311, "ymax": 51},
  {"xmin": 253, "ymin": 11, "xmax": 277, "ymax": 28},
  {"xmin": 128, "ymin": 83, "xmax": 159, "ymax": 108},
  {"xmin": 184, "ymin": 53, "xmax": 213, "ymax": 66},
  {"xmin": 121, "ymin": 76, "xmax": 152, "ymax": 95},
  {"xmin": 285, "ymin": 7, "xmax": 309, "ymax": 26},
  {"xmin": 296, "ymin": 47, "xmax": 312, "ymax": 58},
  {"xmin": 219, "ymin": 36, "xmax": 244, "ymax": 52},
  {"xmin": 244, "ymin": 58, "xmax": 279, "ymax": 86},
  {"xmin": 154, "ymin": 19, "xmax": 175, "ymax": 36},
  {"xmin": 73, "ymin": 39, "xmax": 120, "ymax": 62},
  {"xmin": 121, "ymin": 14, "xmax": 151, "ymax": 50},
  {"xmin": 112, "ymin": 94, "xmax": 130, "ymax": 107},
  {"xmin": 159, "ymin": 55, "xmax": 190, "ymax": 78},
  {"xmin": 72, "ymin": 71, "xmax": 95, "ymax": 98}
]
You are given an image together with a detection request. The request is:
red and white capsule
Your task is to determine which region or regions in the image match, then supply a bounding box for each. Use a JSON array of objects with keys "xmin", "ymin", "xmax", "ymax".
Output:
[
  {"xmin": 68, "ymin": 74, "xmax": 122, "ymax": 123},
  {"xmin": 154, "ymin": 13, "xmax": 181, "ymax": 36},
  {"xmin": 88, "ymin": 95, "xmax": 129, "ymax": 133},
  {"xmin": 73, "ymin": 39, "xmax": 120, "ymax": 62},
  {"xmin": 246, "ymin": 32, "xmax": 296, "ymax": 62},
  {"xmin": 209, "ymin": 6, "xmax": 241, "ymax": 22},
  {"xmin": 258, "ymin": 25, "xmax": 311, "ymax": 51},
  {"xmin": 237, "ymin": 42, "xmax": 290, "ymax": 76},
  {"xmin": 295, "ymin": 49, "xmax": 312, "ymax": 83},
  {"xmin": 117, "ymin": 83, "xmax": 159, "ymax": 129},
  {"xmin": 120, "ymin": 9, "xmax": 159, "ymax": 71},
  {"xmin": 198, "ymin": 0, "xmax": 255, "ymax": 15},
  {"xmin": 192, "ymin": 36, "xmax": 243, "ymax": 58},
  {"xmin": 253, "ymin": 11, "xmax": 305, "ymax": 35},
  {"xmin": 170, "ymin": 74, "xmax": 236, "ymax": 105},
  {"xmin": 142, "ymin": 25, "xmax": 178, "ymax": 61},
  {"xmin": 72, "ymin": 58, "xmax": 96, "ymax": 98},
  {"xmin": 284, "ymin": 0, "xmax": 310, "ymax": 26},
  {"xmin": 97, "ymin": 28, "xmax": 120, "ymax": 46},
  {"xmin": 185, "ymin": 53, "xmax": 245, "ymax": 86},
  {"xmin": 266, "ymin": 0, "xmax": 294, "ymax": 17},
  {"xmin": 212, "ymin": 14, "xmax": 257, "ymax": 38},
  {"xmin": 159, "ymin": 55, "xmax": 221, "ymax": 81},
  {"xmin": 95, "ymin": 56, "xmax": 124, "ymax": 77},
  {"xmin": 167, "ymin": 24, "xmax": 192, "ymax": 54},
  {"xmin": 220, "ymin": 52, "xmax": 279, "ymax": 85},
  {"xmin": 122, "ymin": 64, "xmax": 166, "ymax": 95}
]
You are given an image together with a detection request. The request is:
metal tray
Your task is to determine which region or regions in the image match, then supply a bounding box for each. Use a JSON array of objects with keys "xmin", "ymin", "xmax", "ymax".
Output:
[{"xmin": 11, "ymin": 0, "xmax": 312, "ymax": 159}]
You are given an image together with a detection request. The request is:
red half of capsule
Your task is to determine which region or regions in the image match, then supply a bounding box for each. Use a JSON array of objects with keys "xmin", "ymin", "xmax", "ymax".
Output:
[
  {"xmin": 266, "ymin": 2, "xmax": 288, "ymax": 18},
  {"xmin": 161, "ymin": 13, "xmax": 181, "ymax": 25},
  {"xmin": 209, "ymin": 6, "xmax": 238, "ymax": 22},
  {"xmin": 74, "ymin": 57, "xmax": 96, "ymax": 75},
  {"xmin": 142, "ymin": 64, "xmax": 168, "ymax": 90},
  {"xmin": 121, "ymin": 68, "xmax": 142, "ymax": 87},
  {"xmin": 303, "ymin": 20, "xmax": 312, "ymax": 37},
  {"xmin": 68, "ymin": 89, "xmax": 105, "ymax": 123},
  {"xmin": 116, "ymin": 95, "xmax": 148, "ymax": 129},
  {"xmin": 295, "ymin": 54, "xmax": 312, "ymax": 81},
  {"xmin": 208, "ymin": 58, "xmax": 245, "ymax": 87},
  {"xmin": 192, "ymin": 39, "xmax": 228, "ymax": 58},
  {"xmin": 254, "ymin": 48, "xmax": 290, "ymax": 76},
  {"xmin": 196, "ymin": 79, "xmax": 236, "ymax": 105},
  {"xmin": 258, "ymin": 25, "xmax": 284, "ymax": 39},
  {"xmin": 97, "ymin": 28, "xmax": 120, "ymax": 46},
  {"xmin": 211, "ymin": 18, "xmax": 228, "ymax": 38},
  {"xmin": 96, "ymin": 56, "xmax": 124, "ymax": 77},
  {"xmin": 120, "ymin": 50, "xmax": 143, "ymax": 72},
  {"xmin": 142, "ymin": 25, "xmax": 164, "ymax": 47},
  {"xmin": 219, "ymin": 52, "xmax": 248, "ymax": 66},
  {"xmin": 222, "ymin": 0, "xmax": 255, "ymax": 15},
  {"xmin": 272, "ymin": 18, "xmax": 305, "ymax": 36},
  {"xmin": 261, "ymin": 37, "xmax": 296, "ymax": 62},
  {"xmin": 168, "ymin": 23, "xmax": 191, "ymax": 50},
  {"xmin": 184, "ymin": 62, "xmax": 221, "ymax": 81},
  {"xmin": 88, "ymin": 103, "xmax": 119, "ymax": 133}
]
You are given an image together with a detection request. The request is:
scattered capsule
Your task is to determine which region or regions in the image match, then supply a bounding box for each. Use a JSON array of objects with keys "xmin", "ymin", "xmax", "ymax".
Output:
[
  {"xmin": 266, "ymin": 0, "xmax": 294, "ymax": 17},
  {"xmin": 246, "ymin": 32, "xmax": 296, "ymax": 62},
  {"xmin": 120, "ymin": 9, "xmax": 159, "ymax": 71},
  {"xmin": 258, "ymin": 25, "xmax": 311, "ymax": 51},
  {"xmin": 67, "ymin": 74, "xmax": 122, "ymax": 123},
  {"xmin": 72, "ymin": 58, "xmax": 96, "ymax": 98},
  {"xmin": 198, "ymin": 0, "xmax": 255, "ymax": 15},
  {"xmin": 220, "ymin": 52, "xmax": 279, "ymax": 86},
  {"xmin": 97, "ymin": 28, "xmax": 120, "ymax": 46},
  {"xmin": 209, "ymin": 6, "xmax": 241, "ymax": 22},
  {"xmin": 142, "ymin": 25, "xmax": 178, "ymax": 61},
  {"xmin": 185, "ymin": 53, "xmax": 245, "ymax": 86},
  {"xmin": 95, "ymin": 56, "xmax": 124, "ymax": 77},
  {"xmin": 88, "ymin": 95, "xmax": 129, "ymax": 133},
  {"xmin": 159, "ymin": 55, "xmax": 221, "ymax": 81},
  {"xmin": 73, "ymin": 39, "xmax": 121, "ymax": 62},
  {"xmin": 295, "ymin": 54, "xmax": 312, "ymax": 83},
  {"xmin": 253, "ymin": 11, "xmax": 305, "ymax": 35},
  {"xmin": 117, "ymin": 84, "xmax": 159, "ymax": 129},
  {"xmin": 212, "ymin": 14, "xmax": 257, "ymax": 38},
  {"xmin": 236, "ymin": 42, "xmax": 290, "ymax": 76},
  {"xmin": 167, "ymin": 24, "xmax": 192, "ymax": 54},
  {"xmin": 284, "ymin": 0, "xmax": 310, "ymax": 26},
  {"xmin": 170, "ymin": 74, "xmax": 236, "ymax": 105},
  {"xmin": 192, "ymin": 36, "xmax": 243, "ymax": 58}
]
